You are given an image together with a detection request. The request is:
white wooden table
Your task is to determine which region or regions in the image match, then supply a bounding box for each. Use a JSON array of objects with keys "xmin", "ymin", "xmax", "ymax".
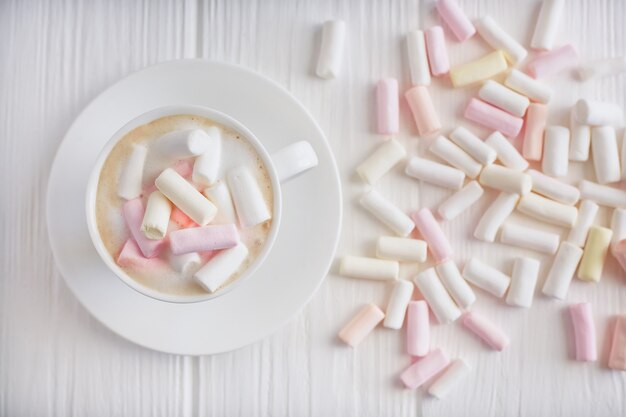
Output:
[{"xmin": 2, "ymin": 0, "xmax": 626, "ymax": 415}]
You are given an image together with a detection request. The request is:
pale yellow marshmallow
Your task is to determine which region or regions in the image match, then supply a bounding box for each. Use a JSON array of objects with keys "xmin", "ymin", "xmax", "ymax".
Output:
[{"xmin": 578, "ymin": 226, "xmax": 613, "ymax": 282}]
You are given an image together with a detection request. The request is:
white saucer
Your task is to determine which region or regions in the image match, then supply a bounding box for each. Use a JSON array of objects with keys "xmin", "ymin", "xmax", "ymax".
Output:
[{"xmin": 46, "ymin": 60, "xmax": 342, "ymax": 355}]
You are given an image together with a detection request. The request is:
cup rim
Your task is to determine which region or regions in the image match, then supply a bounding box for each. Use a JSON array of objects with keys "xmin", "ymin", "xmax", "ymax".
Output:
[{"xmin": 85, "ymin": 105, "xmax": 283, "ymax": 304}]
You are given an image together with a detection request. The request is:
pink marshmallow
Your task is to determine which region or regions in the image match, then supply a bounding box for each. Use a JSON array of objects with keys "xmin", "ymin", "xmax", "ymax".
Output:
[
  {"xmin": 462, "ymin": 311, "xmax": 509, "ymax": 351},
  {"xmin": 612, "ymin": 239, "xmax": 626, "ymax": 273},
  {"xmin": 609, "ymin": 315, "xmax": 626, "ymax": 371},
  {"xmin": 435, "ymin": 0, "xmax": 476, "ymax": 42},
  {"xmin": 405, "ymin": 86, "xmax": 441, "ymax": 137},
  {"xmin": 376, "ymin": 78, "xmax": 399, "ymax": 135},
  {"xmin": 411, "ymin": 208, "xmax": 453, "ymax": 264},
  {"xmin": 169, "ymin": 224, "xmax": 239, "ymax": 255},
  {"xmin": 569, "ymin": 302, "xmax": 597, "ymax": 362},
  {"xmin": 464, "ymin": 98, "xmax": 524, "ymax": 138},
  {"xmin": 338, "ymin": 303, "xmax": 385, "ymax": 347},
  {"xmin": 400, "ymin": 348, "xmax": 450, "ymax": 389},
  {"xmin": 527, "ymin": 44, "xmax": 578, "ymax": 79},
  {"xmin": 122, "ymin": 198, "xmax": 167, "ymax": 258},
  {"xmin": 117, "ymin": 239, "xmax": 151, "ymax": 268},
  {"xmin": 170, "ymin": 206, "xmax": 197, "ymax": 229},
  {"xmin": 407, "ymin": 301, "xmax": 430, "ymax": 357},
  {"xmin": 522, "ymin": 103, "xmax": 548, "ymax": 161},
  {"xmin": 172, "ymin": 158, "xmax": 194, "ymax": 178},
  {"xmin": 425, "ymin": 26, "xmax": 450, "ymax": 76}
]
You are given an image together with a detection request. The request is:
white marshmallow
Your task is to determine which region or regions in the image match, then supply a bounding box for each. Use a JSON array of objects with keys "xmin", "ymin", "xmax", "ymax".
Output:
[
  {"xmin": 140, "ymin": 191, "xmax": 172, "ymax": 240},
  {"xmin": 591, "ymin": 126, "xmax": 621, "ymax": 184},
  {"xmin": 449, "ymin": 127, "xmax": 497, "ymax": 165},
  {"xmin": 476, "ymin": 16, "xmax": 527, "ymax": 64},
  {"xmin": 542, "ymin": 126, "xmax": 570, "ymax": 177},
  {"xmin": 203, "ymin": 181, "xmax": 237, "ymax": 225},
  {"xmin": 407, "ymin": 30, "xmax": 431, "ymax": 86},
  {"xmin": 376, "ymin": 236, "xmax": 427, "ymax": 262},
  {"xmin": 154, "ymin": 129, "xmax": 211, "ymax": 157},
  {"xmin": 168, "ymin": 251, "xmax": 202, "ymax": 274},
  {"xmin": 531, "ymin": 0, "xmax": 564, "ymax": 50},
  {"xmin": 506, "ymin": 257, "xmax": 540, "ymax": 308},
  {"xmin": 478, "ymin": 80, "xmax": 529, "ymax": 117},
  {"xmin": 413, "ymin": 268, "xmax": 461, "ymax": 324},
  {"xmin": 504, "ymin": 69, "xmax": 552, "ymax": 103},
  {"xmin": 474, "ymin": 192, "xmax": 519, "ymax": 242},
  {"xmin": 579, "ymin": 180, "xmax": 626, "ymax": 208},
  {"xmin": 192, "ymin": 126, "xmax": 222, "ymax": 186},
  {"xmin": 517, "ymin": 193, "xmax": 578, "ymax": 227},
  {"xmin": 576, "ymin": 99, "xmax": 623, "ymax": 126},
  {"xmin": 360, "ymin": 189, "xmax": 415, "ymax": 237},
  {"xmin": 479, "ymin": 164, "xmax": 532, "ymax": 195},
  {"xmin": 569, "ymin": 108, "xmax": 591, "ymax": 161},
  {"xmin": 429, "ymin": 135, "xmax": 482, "ymax": 178},
  {"xmin": 438, "ymin": 181, "xmax": 484, "ymax": 221},
  {"xmin": 611, "ymin": 208, "xmax": 626, "ymax": 247},
  {"xmin": 500, "ymin": 222, "xmax": 560, "ymax": 254},
  {"xmin": 578, "ymin": 57, "xmax": 626, "ymax": 81},
  {"xmin": 340, "ymin": 255, "xmax": 399, "ymax": 281},
  {"xmin": 428, "ymin": 359, "xmax": 470, "ymax": 399},
  {"xmin": 542, "ymin": 241, "xmax": 583, "ymax": 299},
  {"xmin": 405, "ymin": 156, "xmax": 465, "ymax": 190},
  {"xmin": 436, "ymin": 260, "xmax": 476, "ymax": 309},
  {"xmin": 357, "ymin": 139, "xmax": 406, "ymax": 184},
  {"xmin": 316, "ymin": 20, "xmax": 346, "ymax": 79},
  {"xmin": 227, "ymin": 166, "xmax": 271, "ymax": 228},
  {"xmin": 155, "ymin": 168, "xmax": 217, "ymax": 226},
  {"xmin": 194, "ymin": 243, "xmax": 249, "ymax": 293},
  {"xmin": 117, "ymin": 144, "xmax": 147, "ymax": 200},
  {"xmin": 527, "ymin": 169, "xmax": 580, "ymax": 205},
  {"xmin": 462, "ymin": 258, "xmax": 511, "ymax": 298},
  {"xmin": 272, "ymin": 141, "xmax": 319, "ymax": 182},
  {"xmin": 383, "ymin": 280, "xmax": 414, "ymax": 329},
  {"xmin": 567, "ymin": 200, "xmax": 599, "ymax": 247},
  {"xmin": 485, "ymin": 131, "xmax": 529, "ymax": 171}
]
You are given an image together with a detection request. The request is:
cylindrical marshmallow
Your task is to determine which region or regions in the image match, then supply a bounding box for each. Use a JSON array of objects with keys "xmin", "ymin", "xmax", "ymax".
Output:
[
  {"xmin": 168, "ymin": 251, "xmax": 202, "ymax": 274},
  {"xmin": 425, "ymin": 26, "xmax": 449, "ymax": 76},
  {"xmin": 479, "ymin": 80, "xmax": 530, "ymax": 117},
  {"xmin": 227, "ymin": 166, "xmax": 271, "ymax": 228},
  {"xmin": 450, "ymin": 51, "xmax": 508, "ymax": 88},
  {"xmin": 406, "ymin": 30, "xmax": 431, "ymax": 86},
  {"xmin": 578, "ymin": 226, "xmax": 613, "ymax": 282},
  {"xmin": 527, "ymin": 44, "xmax": 578, "ymax": 79},
  {"xmin": 500, "ymin": 222, "xmax": 560, "ymax": 254},
  {"xmin": 411, "ymin": 208, "xmax": 453, "ymax": 264},
  {"xmin": 376, "ymin": 236, "xmax": 427, "ymax": 262},
  {"xmin": 576, "ymin": 99, "xmax": 623, "ymax": 126},
  {"xmin": 517, "ymin": 193, "xmax": 578, "ymax": 227},
  {"xmin": 567, "ymin": 200, "xmax": 599, "ymax": 247},
  {"xmin": 506, "ymin": 257, "xmax": 540, "ymax": 308},
  {"xmin": 140, "ymin": 191, "xmax": 172, "ymax": 240},
  {"xmin": 609, "ymin": 315, "xmax": 626, "ymax": 371},
  {"xmin": 413, "ymin": 268, "xmax": 461, "ymax": 324},
  {"xmin": 117, "ymin": 239, "xmax": 152, "ymax": 268},
  {"xmin": 462, "ymin": 311, "xmax": 509, "ymax": 351},
  {"xmin": 194, "ymin": 243, "xmax": 249, "ymax": 293},
  {"xmin": 400, "ymin": 348, "xmax": 450, "ymax": 389},
  {"xmin": 122, "ymin": 199, "xmax": 166, "ymax": 258},
  {"xmin": 405, "ymin": 156, "xmax": 465, "ymax": 190},
  {"xmin": 360, "ymin": 189, "xmax": 415, "ymax": 237},
  {"xmin": 117, "ymin": 144, "xmax": 147, "ymax": 200},
  {"xmin": 485, "ymin": 131, "xmax": 529, "ymax": 171},
  {"xmin": 464, "ymin": 98, "xmax": 523, "ymax": 138},
  {"xmin": 192, "ymin": 126, "xmax": 222, "ymax": 186},
  {"xmin": 505, "ymin": 69, "xmax": 552, "ymax": 103},
  {"xmin": 531, "ymin": 0, "xmax": 564, "ymax": 50},
  {"xmin": 376, "ymin": 79, "xmax": 399, "ymax": 135},
  {"xmin": 340, "ymin": 255, "xmax": 399, "ymax": 281},
  {"xmin": 316, "ymin": 20, "xmax": 345, "ymax": 79},
  {"xmin": 357, "ymin": 139, "xmax": 406, "ymax": 185},
  {"xmin": 154, "ymin": 129, "xmax": 210, "ymax": 157},
  {"xmin": 542, "ymin": 126, "xmax": 570, "ymax": 177},
  {"xmin": 438, "ymin": 181, "xmax": 484, "ymax": 221},
  {"xmin": 428, "ymin": 359, "xmax": 470, "ymax": 399},
  {"xmin": 338, "ymin": 304, "xmax": 385, "ymax": 347},
  {"xmin": 526, "ymin": 169, "xmax": 579, "ymax": 205},
  {"xmin": 591, "ymin": 126, "xmax": 621, "ymax": 184},
  {"xmin": 384, "ymin": 280, "xmax": 414, "ymax": 329},
  {"xmin": 406, "ymin": 301, "xmax": 429, "ymax": 357},
  {"xmin": 578, "ymin": 57, "xmax": 626, "ymax": 82},
  {"xmin": 579, "ymin": 180, "xmax": 626, "ymax": 208},
  {"xmin": 542, "ymin": 241, "xmax": 583, "ymax": 299},
  {"xmin": 462, "ymin": 258, "xmax": 511, "ymax": 298},
  {"xmin": 436, "ymin": 260, "xmax": 476, "ymax": 309},
  {"xmin": 435, "ymin": 0, "xmax": 475, "ymax": 42},
  {"xmin": 569, "ymin": 108, "xmax": 591, "ymax": 161},
  {"xmin": 405, "ymin": 86, "xmax": 441, "ymax": 136},
  {"xmin": 569, "ymin": 302, "xmax": 597, "ymax": 362},
  {"xmin": 476, "ymin": 16, "xmax": 527, "ymax": 64},
  {"xmin": 271, "ymin": 141, "xmax": 319, "ymax": 183},
  {"xmin": 449, "ymin": 126, "xmax": 497, "ymax": 165},
  {"xmin": 523, "ymin": 103, "xmax": 548, "ymax": 160},
  {"xmin": 614, "ymin": 240, "xmax": 626, "ymax": 273},
  {"xmin": 429, "ymin": 135, "xmax": 482, "ymax": 179},
  {"xmin": 203, "ymin": 181, "xmax": 237, "ymax": 225},
  {"xmin": 611, "ymin": 209, "xmax": 626, "ymax": 249},
  {"xmin": 155, "ymin": 168, "xmax": 217, "ymax": 226},
  {"xmin": 169, "ymin": 224, "xmax": 239, "ymax": 255},
  {"xmin": 479, "ymin": 164, "xmax": 532, "ymax": 195},
  {"xmin": 474, "ymin": 192, "xmax": 519, "ymax": 242}
]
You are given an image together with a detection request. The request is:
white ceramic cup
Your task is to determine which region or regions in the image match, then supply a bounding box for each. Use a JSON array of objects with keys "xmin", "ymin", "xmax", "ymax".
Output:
[{"xmin": 85, "ymin": 105, "xmax": 318, "ymax": 303}]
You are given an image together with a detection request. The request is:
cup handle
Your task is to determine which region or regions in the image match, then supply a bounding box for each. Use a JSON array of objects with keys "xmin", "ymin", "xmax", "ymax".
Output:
[{"xmin": 271, "ymin": 141, "xmax": 319, "ymax": 183}]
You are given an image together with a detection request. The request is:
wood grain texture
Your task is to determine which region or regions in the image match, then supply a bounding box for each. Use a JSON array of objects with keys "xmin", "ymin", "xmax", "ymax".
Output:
[{"xmin": 1, "ymin": 0, "xmax": 625, "ymax": 416}]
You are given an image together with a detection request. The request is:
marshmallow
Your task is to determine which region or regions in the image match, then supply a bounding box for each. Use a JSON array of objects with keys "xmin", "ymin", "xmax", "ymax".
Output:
[
  {"xmin": 614, "ymin": 240, "xmax": 626, "ymax": 273},
  {"xmin": 576, "ymin": 99, "xmax": 624, "ymax": 126},
  {"xmin": 611, "ymin": 209, "xmax": 626, "ymax": 249},
  {"xmin": 376, "ymin": 79, "xmax": 399, "ymax": 135},
  {"xmin": 425, "ymin": 26, "xmax": 449, "ymax": 76},
  {"xmin": 435, "ymin": 0, "xmax": 475, "ymax": 42},
  {"xmin": 436, "ymin": 260, "xmax": 476, "ymax": 309},
  {"xmin": 194, "ymin": 243, "xmax": 249, "ymax": 293},
  {"xmin": 438, "ymin": 181, "xmax": 484, "ymax": 221},
  {"xmin": 122, "ymin": 198, "xmax": 166, "ymax": 258},
  {"xmin": 168, "ymin": 251, "xmax": 202, "ymax": 274},
  {"xmin": 527, "ymin": 44, "xmax": 578, "ymax": 79},
  {"xmin": 192, "ymin": 126, "xmax": 221, "ymax": 186},
  {"xmin": 567, "ymin": 200, "xmax": 599, "ymax": 247},
  {"xmin": 462, "ymin": 311, "xmax": 509, "ymax": 351},
  {"xmin": 474, "ymin": 192, "xmax": 519, "ymax": 242},
  {"xmin": 464, "ymin": 98, "xmax": 523, "ymax": 138},
  {"xmin": 406, "ymin": 301, "xmax": 429, "ymax": 357},
  {"xmin": 485, "ymin": 131, "xmax": 529, "ymax": 171},
  {"xmin": 400, "ymin": 348, "xmax": 450, "ymax": 389},
  {"xmin": 338, "ymin": 303, "xmax": 385, "ymax": 347},
  {"xmin": 531, "ymin": 0, "xmax": 564, "ymax": 50},
  {"xmin": 450, "ymin": 51, "xmax": 508, "ymax": 87},
  {"xmin": 522, "ymin": 103, "xmax": 548, "ymax": 160},
  {"xmin": 591, "ymin": 126, "xmax": 621, "ymax": 184},
  {"xmin": 429, "ymin": 135, "xmax": 482, "ymax": 179},
  {"xmin": 316, "ymin": 20, "xmax": 345, "ymax": 79},
  {"xmin": 608, "ymin": 315, "xmax": 626, "ymax": 371},
  {"xmin": 476, "ymin": 16, "xmax": 527, "ymax": 64},
  {"xmin": 578, "ymin": 226, "xmax": 613, "ymax": 282},
  {"xmin": 117, "ymin": 144, "xmax": 148, "ymax": 200},
  {"xmin": 376, "ymin": 236, "xmax": 427, "ymax": 262},
  {"xmin": 462, "ymin": 258, "xmax": 511, "ymax": 298},
  {"xmin": 622, "ymin": 130, "xmax": 626, "ymax": 181},
  {"xmin": 406, "ymin": 30, "xmax": 431, "ymax": 86},
  {"xmin": 360, "ymin": 189, "xmax": 415, "ymax": 237},
  {"xmin": 478, "ymin": 80, "xmax": 530, "ymax": 117},
  {"xmin": 504, "ymin": 69, "xmax": 552, "ymax": 103},
  {"xmin": 542, "ymin": 241, "xmax": 583, "ymax": 299},
  {"xmin": 154, "ymin": 129, "xmax": 211, "ymax": 157},
  {"xmin": 405, "ymin": 156, "xmax": 465, "ymax": 190},
  {"xmin": 479, "ymin": 164, "xmax": 532, "ymax": 195},
  {"xmin": 271, "ymin": 141, "xmax": 318, "ymax": 183},
  {"xmin": 500, "ymin": 222, "xmax": 560, "ymax": 254},
  {"xmin": 542, "ymin": 126, "xmax": 570, "ymax": 177},
  {"xmin": 569, "ymin": 108, "xmax": 591, "ymax": 161},
  {"xmin": 428, "ymin": 359, "xmax": 470, "ymax": 399},
  {"xmin": 117, "ymin": 239, "xmax": 152, "ymax": 268},
  {"xmin": 169, "ymin": 224, "xmax": 238, "ymax": 255},
  {"xmin": 155, "ymin": 168, "xmax": 217, "ymax": 226},
  {"xmin": 203, "ymin": 181, "xmax": 237, "ymax": 225},
  {"xmin": 384, "ymin": 280, "xmax": 414, "ymax": 329},
  {"xmin": 506, "ymin": 257, "xmax": 540, "ymax": 308},
  {"xmin": 517, "ymin": 193, "xmax": 578, "ymax": 228},
  {"xmin": 170, "ymin": 207, "xmax": 196, "ymax": 228},
  {"xmin": 228, "ymin": 166, "xmax": 271, "ymax": 228},
  {"xmin": 172, "ymin": 159, "xmax": 194, "ymax": 178},
  {"xmin": 449, "ymin": 127, "xmax": 497, "ymax": 165},
  {"xmin": 139, "ymin": 191, "xmax": 172, "ymax": 240},
  {"xmin": 527, "ymin": 169, "xmax": 580, "ymax": 205},
  {"xmin": 579, "ymin": 180, "xmax": 626, "ymax": 208},
  {"xmin": 340, "ymin": 255, "xmax": 399, "ymax": 281},
  {"xmin": 357, "ymin": 139, "xmax": 406, "ymax": 185},
  {"xmin": 413, "ymin": 268, "xmax": 461, "ymax": 324},
  {"xmin": 569, "ymin": 302, "xmax": 597, "ymax": 362},
  {"xmin": 405, "ymin": 86, "xmax": 441, "ymax": 136},
  {"xmin": 411, "ymin": 208, "xmax": 453, "ymax": 264},
  {"xmin": 578, "ymin": 57, "xmax": 626, "ymax": 82}
]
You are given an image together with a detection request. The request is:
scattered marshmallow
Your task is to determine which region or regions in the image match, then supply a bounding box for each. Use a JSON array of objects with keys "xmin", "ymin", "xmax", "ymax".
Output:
[
  {"xmin": 527, "ymin": 169, "xmax": 580, "ymax": 205},
  {"xmin": 485, "ymin": 131, "xmax": 529, "ymax": 171},
  {"xmin": 360, "ymin": 189, "xmax": 415, "ymax": 237},
  {"xmin": 122, "ymin": 198, "xmax": 166, "ymax": 258},
  {"xmin": 436, "ymin": 260, "xmax": 476, "ymax": 309},
  {"xmin": 407, "ymin": 30, "xmax": 431, "ymax": 86},
  {"xmin": 316, "ymin": 20, "xmax": 346, "ymax": 79},
  {"xmin": 438, "ymin": 181, "xmax": 484, "ymax": 221},
  {"xmin": 413, "ymin": 267, "xmax": 462, "ymax": 324},
  {"xmin": 530, "ymin": 0, "xmax": 564, "ymax": 50},
  {"xmin": 579, "ymin": 180, "xmax": 626, "ymax": 208},
  {"xmin": 154, "ymin": 129, "xmax": 211, "ymax": 157},
  {"xmin": 478, "ymin": 80, "xmax": 530, "ymax": 117},
  {"xmin": 569, "ymin": 108, "xmax": 591, "ymax": 161},
  {"xmin": 462, "ymin": 258, "xmax": 511, "ymax": 298},
  {"xmin": 449, "ymin": 127, "xmax": 497, "ymax": 165},
  {"xmin": 429, "ymin": 135, "xmax": 482, "ymax": 179},
  {"xmin": 140, "ymin": 191, "xmax": 172, "ymax": 240},
  {"xmin": 517, "ymin": 192, "xmax": 578, "ymax": 228},
  {"xmin": 117, "ymin": 144, "xmax": 148, "ymax": 200},
  {"xmin": 155, "ymin": 168, "xmax": 217, "ymax": 226},
  {"xmin": 464, "ymin": 98, "xmax": 523, "ymax": 138},
  {"xmin": 450, "ymin": 51, "xmax": 508, "ymax": 88},
  {"xmin": 578, "ymin": 226, "xmax": 613, "ymax": 282},
  {"xmin": 428, "ymin": 358, "xmax": 470, "ymax": 399},
  {"xmin": 194, "ymin": 242, "xmax": 249, "ymax": 293},
  {"xmin": 340, "ymin": 255, "xmax": 399, "ymax": 281},
  {"xmin": 406, "ymin": 301, "xmax": 430, "ymax": 357},
  {"xmin": 527, "ymin": 44, "xmax": 578, "ymax": 79},
  {"xmin": 522, "ymin": 103, "xmax": 548, "ymax": 160},
  {"xmin": 357, "ymin": 139, "xmax": 406, "ymax": 185},
  {"xmin": 405, "ymin": 86, "xmax": 441, "ymax": 136},
  {"xmin": 474, "ymin": 192, "xmax": 519, "ymax": 242},
  {"xmin": 425, "ymin": 26, "xmax": 450, "ymax": 76},
  {"xmin": 476, "ymin": 16, "xmax": 527, "ymax": 64},
  {"xmin": 462, "ymin": 311, "xmax": 509, "ymax": 351},
  {"xmin": 608, "ymin": 315, "xmax": 626, "ymax": 371},
  {"xmin": 435, "ymin": 0, "xmax": 475, "ymax": 42},
  {"xmin": 504, "ymin": 69, "xmax": 552, "ymax": 103},
  {"xmin": 591, "ymin": 126, "xmax": 621, "ymax": 184},
  {"xmin": 227, "ymin": 166, "xmax": 271, "ymax": 228},
  {"xmin": 578, "ymin": 57, "xmax": 626, "ymax": 82},
  {"xmin": 383, "ymin": 280, "xmax": 414, "ymax": 329},
  {"xmin": 542, "ymin": 126, "xmax": 570, "ymax": 177},
  {"xmin": 376, "ymin": 236, "xmax": 427, "ymax": 263},
  {"xmin": 575, "ymin": 99, "xmax": 624, "ymax": 126},
  {"xmin": 192, "ymin": 126, "xmax": 222, "ymax": 186},
  {"xmin": 567, "ymin": 200, "xmax": 599, "ymax": 247},
  {"xmin": 169, "ymin": 224, "xmax": 239, "ymax": 255},
  {"xmin": 405, "ymin": 156, "xmax": 465, "ymax": 190},
  {"xmin": 506, "ymin": 257, "xmax": 540, "ymax": 308},
  {"xmin": 411, "ymin": 208, "xmax": 453, "ymax": 264},
  {"xmin": 500, "ymin": 222, "xmax": 560, "ymax": 254},
  {"xmin": 400, "ymin": 348, "xmax": 450, "ymax": 389},
  {"xmin": 542, "ymin": 241, "xmax": 583, "ymax": 300},
  {"xmin": 203, "ymin": 181, "xmax": 237, "ymax": 225},
  {"xmin": 376, "ymin": 79, "xmax": 399, "ymax": 135},
  {"xmin": 569, "ymin": 302, "xmax": 597, "ymax": 362},
  {"xmin": 479, "ymin": 164, "xmax": 532, "ymax": 195},
  {"xmin": 338, "ymin": 303, "xmax": 385, "ymax": 347},
  {"xmin": 610, "ymin": 209, "xmax": 626, "ymax": 250}
]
